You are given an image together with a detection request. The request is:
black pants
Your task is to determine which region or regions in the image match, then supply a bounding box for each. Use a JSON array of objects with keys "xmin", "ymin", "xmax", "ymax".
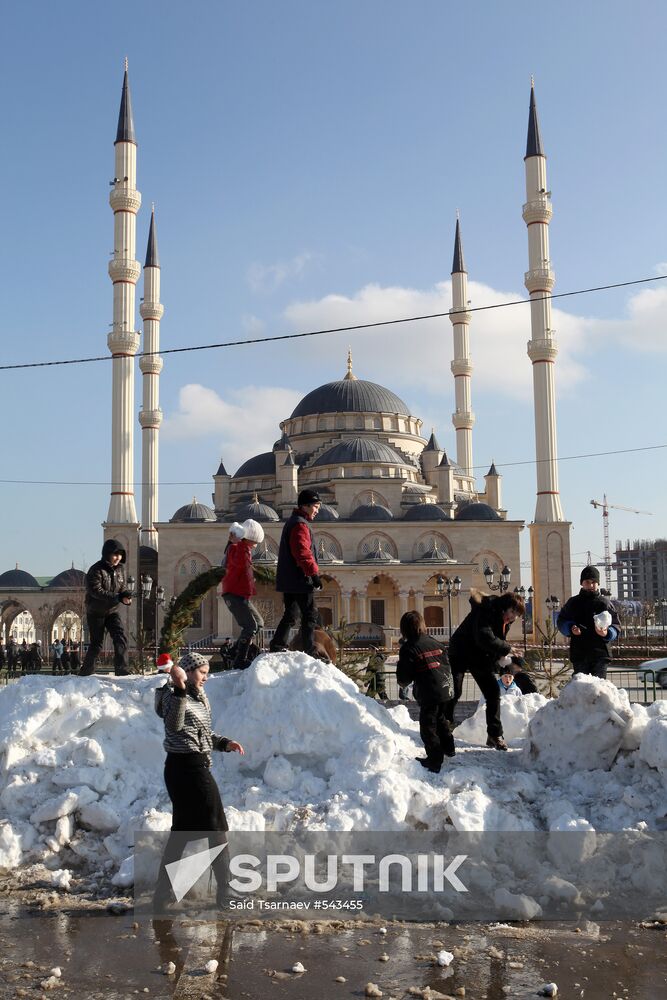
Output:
[
  {"xmin": 446, "ymin": 656, "xmax": 503, "ymax": 739},
  {"xmin": 271, "ymin": 591, "xmax": 318, "ymax": 652},
  {"xmin": 573, "ymin": 657, "xmax": 609, "ymax": 680},
  {"xmin": 155, "ymin": 753, "xmax": 229, "ymax": 908},
  {"xmin": 419, "ymin": 701, "xmax": 455, "ymax": 766},
  {"xmin": 80, "ymin": 611, "xmax": 128, "ymax": 675}
]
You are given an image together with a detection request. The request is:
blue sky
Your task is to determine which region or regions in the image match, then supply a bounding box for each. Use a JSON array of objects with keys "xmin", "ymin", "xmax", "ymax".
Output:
[{"xmin": 1, "ymin": 0, "xmax": 666, "ymax": 594}]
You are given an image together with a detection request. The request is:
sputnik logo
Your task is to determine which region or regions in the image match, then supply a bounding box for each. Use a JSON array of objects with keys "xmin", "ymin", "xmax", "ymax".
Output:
[{"xmin": 166, "ymin": 843, "xmax": 228, "ymax": 902}]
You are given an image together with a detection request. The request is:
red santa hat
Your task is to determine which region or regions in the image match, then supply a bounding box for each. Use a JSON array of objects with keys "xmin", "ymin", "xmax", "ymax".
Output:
[{"xmin": 156, "ymin": 652, "xmax": 174, "ymax": 672}]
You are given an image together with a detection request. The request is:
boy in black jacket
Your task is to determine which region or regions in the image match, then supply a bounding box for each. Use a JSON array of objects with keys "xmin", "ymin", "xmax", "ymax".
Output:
[
  {"xmin": 79, "ymin": 539, "xmax": 132, "ymax": 676},
  {"xmin": 556, "ymin": 565, "xmax": 620, "ymax": 679},
  {"xmin": 396, "ymin": 611, "xmax": 455, "ymax": 773}
]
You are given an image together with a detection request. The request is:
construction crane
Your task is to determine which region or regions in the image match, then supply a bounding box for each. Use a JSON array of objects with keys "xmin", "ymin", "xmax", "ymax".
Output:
[{"xmin": 590, "ymin": 495, "xmax": 653, "ymax": 592}]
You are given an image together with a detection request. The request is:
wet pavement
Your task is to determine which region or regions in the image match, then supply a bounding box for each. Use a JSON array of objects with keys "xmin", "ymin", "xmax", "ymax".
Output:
[{"xmin": 0, "ymin": 898, "xmax": 666, "ymax": 999}]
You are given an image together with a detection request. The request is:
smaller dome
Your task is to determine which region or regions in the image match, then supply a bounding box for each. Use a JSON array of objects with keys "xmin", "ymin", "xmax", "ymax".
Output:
[
  {"xmin": 403, "ymin": 504, "xmax": 449, "ymax": 522},
  {"xmin": 350, "ymin": 503, "xmax": 393, "ymax": 522},
  {"xmin": 48, "ymin": 568, "xmax": 87, "ymax": 588},
  {"xmin": 234, "ymin": 452, "xmax": 275, "ymax": 478},
  {"xmin": 170, "ymin": 499, "xmax": 216, "ymax": 523},
  {"xmin": 312, "ymin": 438, "xmax": 414, "ymax": 468},
  {"xmin": 455, "ymin": 502, "xmax": 501, "ymax": 522},
  {"xmin": 0, "ymin": 568, "xmax": 40, "ymax": 588},
  {"xmin": 252, "ymin": 543, "xmax": 278, "ymax": 565},
  {"xmin": 232, "ymin": 496, "xmax": 280, "ymax": 522},
  {"xmin": 314, "ymin": 503, "xmax": 339, "ymax": 522}
]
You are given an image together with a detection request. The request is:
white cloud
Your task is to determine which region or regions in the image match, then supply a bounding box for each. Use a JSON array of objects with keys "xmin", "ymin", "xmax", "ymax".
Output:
[
  {"xmin": 283, "ymin": 280, "xmax": 590, "ymax": 401},
  {"xmin": 162, "ymin": 384, "xmax": 303, "ymax": 473},
  {"xmin": 247, "ymin": 251, "xmax": 319, "ymax": 294}
]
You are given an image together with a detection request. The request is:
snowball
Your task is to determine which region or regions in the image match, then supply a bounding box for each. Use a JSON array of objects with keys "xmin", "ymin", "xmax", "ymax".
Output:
[
  {"xmin": 291, "ymin": 961, "xmax": 306, "ymax": 973},
  {"xmin": 205, "ymin": 959, "xmax": 219, "ymax": 974},
  {"xmin": 436, "ymin": 949, "xmax": 454, "ymax": 966}
]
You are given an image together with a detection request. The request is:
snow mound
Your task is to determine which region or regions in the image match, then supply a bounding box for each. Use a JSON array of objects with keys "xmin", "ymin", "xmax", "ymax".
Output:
[
  {"xmin": 455, "ymin": 692, "xmax": 547, "ymax": 745},
  {"xmin": 1, "ymin": 659, "xmax": 666, "ymax": 885},
  {"xmin": 526, "ymin": 674, "xmax": 634, "ymax": 772}
]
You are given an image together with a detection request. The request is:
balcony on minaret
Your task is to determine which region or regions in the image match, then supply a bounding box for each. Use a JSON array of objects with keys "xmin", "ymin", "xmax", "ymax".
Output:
[
  {"xmin": 448, "ymin": 304, "xmax": 472, "ymax": 325},
  {"xmin": 522, "ymin": 197, "xmax": 552, "ymax": 225},
  {"xmin": 524, "ymin": 266, "xmax": 555, "ymax": 293}
]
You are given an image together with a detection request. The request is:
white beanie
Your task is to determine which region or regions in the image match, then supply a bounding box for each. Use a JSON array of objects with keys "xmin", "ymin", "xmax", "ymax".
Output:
[
  {"xmin": 242, "ymin": 519, "xmax": 265, "ymax": 544},
  {"xmin": 229, "ymin": 521, "xmax": 246, "ymax": 539}
]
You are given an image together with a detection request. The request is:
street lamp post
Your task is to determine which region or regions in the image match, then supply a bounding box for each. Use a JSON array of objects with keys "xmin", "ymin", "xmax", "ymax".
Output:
[
  {"xmin": 514, "ymin": 585, "xmax": 534, "ymax": 652},
  {"xmin": 661, "ymin": 598, "xmax": 667, "ymax": 650},
  {"xmin": 154, "ymin": 583, "xmax": 166, "ymax": 664},
  {"xmin": 483, "ymin": 564, "xmax": 511, "ymax": 593},
  {"xmin": 436, "ymin": 575, "xmax": 462, "ymax": 640}
]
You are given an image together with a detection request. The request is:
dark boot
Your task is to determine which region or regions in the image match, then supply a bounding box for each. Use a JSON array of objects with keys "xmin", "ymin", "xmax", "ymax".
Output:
[
  {"xmin": 486, "ymin": 735, "xmax": 509, "ymax": 751},
  {"xmin": 232, "ymin": 638, "xmax": 251, "ymax": 670}
]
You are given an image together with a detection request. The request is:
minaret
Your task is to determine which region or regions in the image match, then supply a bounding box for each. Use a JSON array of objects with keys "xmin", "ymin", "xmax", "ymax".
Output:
[
  {"xmin": 106, "ymin": 61, "xmax": 141, "ymax": 532},
  {"xmin": 449, "ymin": 218, "xmax": 474, "ymax": 477},
  {"xmin": 523, "ymin": 82, "xmax": 564, "ymax": 523},
  {"xmin": 139, "ymin": 206, "xmax": 164, "ymax": 549},
  {"xmin": 523, "ymin": 81, "xmax": 572, "ymax": 609}
]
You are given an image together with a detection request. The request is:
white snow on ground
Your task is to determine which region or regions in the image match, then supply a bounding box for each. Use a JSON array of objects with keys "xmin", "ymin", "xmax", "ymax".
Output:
[{"xmin": 0, "ymin": 655, "xmax": 666, "ymax": 887}]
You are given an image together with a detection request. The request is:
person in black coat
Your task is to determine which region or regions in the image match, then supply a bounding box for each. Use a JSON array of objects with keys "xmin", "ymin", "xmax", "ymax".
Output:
[
  {"xmin": 556, "ymin": 565, "xmax": 621, "ymax": 679},
  {"xmin": 396, "ymin": 611, "xmax": 455, "ymax": 773},
  {"xmin": 445, "ymin": 589, "xmax": 525, "ymax": 750},
  {"xmin": 79, "ymin": 539, "xmax": 133, "ymax": 676}
]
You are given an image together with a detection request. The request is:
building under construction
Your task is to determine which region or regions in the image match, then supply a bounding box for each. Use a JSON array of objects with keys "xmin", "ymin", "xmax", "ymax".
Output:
[{"xmin": 615, "ymin": 539, "xmax": 667, "ymax": 603}]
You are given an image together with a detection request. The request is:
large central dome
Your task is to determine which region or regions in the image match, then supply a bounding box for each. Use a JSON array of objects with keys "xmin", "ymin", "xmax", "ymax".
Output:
[{"xmin": 291, "ymin": 378, "xmax": 410, "ymax": 419}]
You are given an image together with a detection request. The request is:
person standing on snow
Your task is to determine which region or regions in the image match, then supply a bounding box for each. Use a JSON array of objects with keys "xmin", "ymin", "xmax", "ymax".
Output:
[
  {"xmin": 269, "ymin": 489, "xmax": 324, "ymax": 657},
  {"xmin": 79, "ymin": 539, "xmax": 132, "ymax": 677},
  {"xmin": 556, "ymin": 565, "xmax": 620, "ymax": 680},
  {"xmin": 445, "ymin": 589, "xmax": 525, "ymax": 751},
  {"xmin": 221, "ymin": 519, "xmax": 266, "ymax": 669},
  {"xmin": 153, "ymin": 651, "xmax": 245, "ymax": 909},
  {"xmin": 396, "ymin": 611, "xmax": 455, "ymax": 773}
]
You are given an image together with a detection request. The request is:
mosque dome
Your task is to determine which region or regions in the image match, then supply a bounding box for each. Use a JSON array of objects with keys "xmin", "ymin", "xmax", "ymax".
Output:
[
  {"xmin": 233, "ymin": 452, "xmax": 275, "ymax": 478},
  {"xmin": 454, "ymin": 502, "xmax": 501, "ymax": 522},
  {"xmin": 0, "ymin": 568, "xmax": 40, "ymax": 588},
  {"xmin": 290, "ymin": 355, "xmax": 410, "ymax": 419},
  {"xmin": 48, "ymin": 568, "xmax": 87, "ymax": 588},
  {"xmin": 349, "ymin": 502, "xmax": 394, "ymax": 522},
  {"xmin": 231, "ymin": 496, "xmax": 280, "ymax": 522},
  {"xmin": 402, "ymin": 504, "xmax": 450, "ymax": 521},
  {"xmin": 291, "ymin": 380, "xmax": 410, "ymax": 419},
  {"xmin": 170, "ymin": 499, "xmax": 216, "ymax": 523},
  {"xmin": 312, "ymin": 438, "xmax": 413, "ymax": 468},
  {"xmin": 314, "ymin": 502, "xmax": 339, "ymax": 521}
]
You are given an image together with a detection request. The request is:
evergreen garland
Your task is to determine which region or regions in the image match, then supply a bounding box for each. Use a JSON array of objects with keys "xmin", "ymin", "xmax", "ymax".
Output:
[{"xmin": 158, "ymin": 564, "xmax": 276, "ymax": 660}]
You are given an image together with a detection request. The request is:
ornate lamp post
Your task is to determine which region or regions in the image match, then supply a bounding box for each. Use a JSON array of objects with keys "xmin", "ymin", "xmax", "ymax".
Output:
[
  {"xmin": 514, "ymin": 584, "xmax": 534, "ymax": 652},
  {"xmin": 154, "ymin": 583, "xmax": 166, "ymax": 664},
  {"xmin": 661, "ymin": 598, "xmax": 667, "ymax": 649},
  {"xmin": 436, "ymin": 575, "xmax": 462, "ymax": 640},
  {"xmin": 483, "ymin": 564, "xmax": 511, "ymax": 593}
]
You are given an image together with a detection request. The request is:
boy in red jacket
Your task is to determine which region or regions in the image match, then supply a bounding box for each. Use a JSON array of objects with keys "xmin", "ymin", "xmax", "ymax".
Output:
[{"xmin": 221, "ymin": 519, "xmax": 265, "ymax": 669}]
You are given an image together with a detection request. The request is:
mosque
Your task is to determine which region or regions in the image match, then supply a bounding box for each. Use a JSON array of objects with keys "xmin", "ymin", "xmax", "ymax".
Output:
[{"xmin": 0, "ymin": 69, "xmax": 571, "ymax": 650}]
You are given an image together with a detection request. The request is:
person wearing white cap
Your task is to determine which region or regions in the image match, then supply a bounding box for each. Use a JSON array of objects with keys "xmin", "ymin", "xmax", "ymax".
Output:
[{"xmin": 221, "ymin": 518, "xmax": 265, "ymax": 668}]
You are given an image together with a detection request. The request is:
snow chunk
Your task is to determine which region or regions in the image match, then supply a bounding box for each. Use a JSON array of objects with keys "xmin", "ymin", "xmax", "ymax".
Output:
[
  {"xmin": 30, "ymin": 786, "xmax": 98, "ymax": 824},
  {"xmin": 526, "ymin": 675, "xmax": 634, "ymax": 772},
  {"xmin": 456, "ymin": 692, "xmax": 547, "ymax": 745}
]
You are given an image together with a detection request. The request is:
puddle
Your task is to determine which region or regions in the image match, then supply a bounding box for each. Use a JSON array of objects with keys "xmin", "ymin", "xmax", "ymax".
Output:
[{"xmin": 0, "ymin": 901, "xmax": 665, "ymax": 998}]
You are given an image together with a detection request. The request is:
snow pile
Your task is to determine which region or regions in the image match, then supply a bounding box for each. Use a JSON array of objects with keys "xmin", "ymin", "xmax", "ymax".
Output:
[
  {"xmin": 455, "ymin": 691, "xmax": 548, "ymax": 746},
  {"xmin": 526, "ymin": 674, "xmax": 635, "ymax": 772},
  {"xmin": 0, "ymin": 656, "xmax": 666, "ymax": 887}
]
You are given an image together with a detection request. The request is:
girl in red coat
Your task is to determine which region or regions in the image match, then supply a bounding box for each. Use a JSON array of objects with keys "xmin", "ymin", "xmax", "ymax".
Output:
[{"xmin": 221, "ymin": 519, "xmax": 265, "ymax": 668}]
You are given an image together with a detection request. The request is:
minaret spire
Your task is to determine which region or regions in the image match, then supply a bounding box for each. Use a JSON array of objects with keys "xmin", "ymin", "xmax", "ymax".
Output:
[
  {"xmin": 525, "ymin": 79, "xmax": 543, "ymax": 158},
  {"xmin": 449, "ymin": 217, "xmax": 474, "ymax": 477},
  {"xmin": 115, "ymin": 60, "xmax": 136, "ymax": 145},
  {"xmin": 344, "ymin": 347, "xmax": 358, "ymax": 381},
  {"xmin": 139, "ymin": 205, "xmax": 164, "ymax": 550},
  {"xmin": 523, "ymin": 81, "xmax": 563, "ymax": 523},
  {"xmin": 106, "ymin": 63, "xmax": 141, "ymax": 533}
]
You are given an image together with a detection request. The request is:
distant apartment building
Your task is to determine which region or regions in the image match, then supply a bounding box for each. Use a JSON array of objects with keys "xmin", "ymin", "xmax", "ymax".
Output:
[{"xmin": 615, "ymin": 539, "xmax": 667, "ymax": 602}]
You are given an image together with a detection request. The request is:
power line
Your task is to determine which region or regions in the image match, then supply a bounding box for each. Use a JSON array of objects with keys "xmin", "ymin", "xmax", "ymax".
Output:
[
  {"xmin": 1, "ymin": 441, "xmax": 666, "ymax": 487},
  {"xmin": 1, "ymin": 272, "xmax": 666, "ymax": 373}
]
